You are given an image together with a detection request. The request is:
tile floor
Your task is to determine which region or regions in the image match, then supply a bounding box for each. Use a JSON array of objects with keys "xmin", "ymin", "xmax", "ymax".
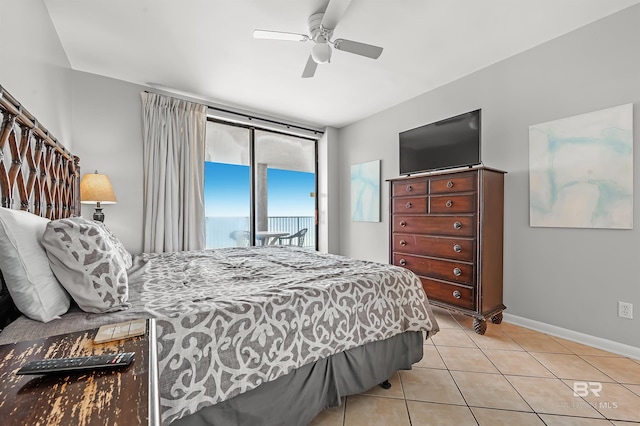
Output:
[{"xmin": 309, "ymin": 306, "xmax": 640, "ymax": 426}]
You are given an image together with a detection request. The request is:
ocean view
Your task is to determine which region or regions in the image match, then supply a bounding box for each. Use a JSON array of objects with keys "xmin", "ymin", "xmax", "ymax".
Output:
[{"xmin": 205, "ymin": 160, "xmax": 316, "ymax": 249}]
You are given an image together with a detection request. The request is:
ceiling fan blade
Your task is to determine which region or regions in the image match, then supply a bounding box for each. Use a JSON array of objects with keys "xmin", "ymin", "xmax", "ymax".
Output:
[
  {"xmin": 302, "ymin": 55, "xmax": 318, "ymax": 78},
  {"xmin": 253, "ymin": 30, "xmax": 309, "ymax": 42},
  {"xmin": 333, "ymin": 39, "xmax": 383, "ymax": 59},
  {"xmin": 321, "ymin": 0, "xmax": 353, "ymax": 30}
]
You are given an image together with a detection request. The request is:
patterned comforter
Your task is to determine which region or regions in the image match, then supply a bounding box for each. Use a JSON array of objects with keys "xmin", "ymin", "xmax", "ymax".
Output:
[
  {"xmin": 0, "ymin": 246, "xmax": 439, "ymax": 424},
  {"xmin": 137, "ymin": 246, "xmax": 439, "ymax": 423}
]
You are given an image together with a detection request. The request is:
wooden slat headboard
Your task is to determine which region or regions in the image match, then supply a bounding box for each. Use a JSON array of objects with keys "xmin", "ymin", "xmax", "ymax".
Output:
[{"xmin": 0, "ymin": 84, "xmax": 81, "ymax": 329}]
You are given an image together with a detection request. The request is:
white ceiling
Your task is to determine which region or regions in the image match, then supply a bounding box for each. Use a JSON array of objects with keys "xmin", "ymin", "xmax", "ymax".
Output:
[{"xmin": 44, "ymin": 0, "xmax": 640, "ymax": 129}]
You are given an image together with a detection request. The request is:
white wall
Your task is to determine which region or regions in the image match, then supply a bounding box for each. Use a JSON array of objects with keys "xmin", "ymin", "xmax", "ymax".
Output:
[
  {"xmin": 71, "ymin": 71, "xmax": 146, "ymax": 254},
  {"xmin": 0, "ymin": 0, "xmax": 72, "ymax": 148},
  {"xmin": 0, "ymin": 0, "xmax": 146, "ymax": 254},
  {"xmin": 338, "ymin": 5, "xmax": 640, "ymax": 349}
]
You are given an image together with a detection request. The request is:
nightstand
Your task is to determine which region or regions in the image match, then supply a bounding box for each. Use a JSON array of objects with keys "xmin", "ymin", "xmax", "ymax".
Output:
[{"xmin": 0, "ymin": 318, "xmax": 160, "ymax": 425}]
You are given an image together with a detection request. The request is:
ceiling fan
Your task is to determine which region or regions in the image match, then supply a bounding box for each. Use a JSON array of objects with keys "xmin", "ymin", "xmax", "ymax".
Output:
[{"xmin": 253, "ymin": 0, "xmax": 383, "ymax": 78}]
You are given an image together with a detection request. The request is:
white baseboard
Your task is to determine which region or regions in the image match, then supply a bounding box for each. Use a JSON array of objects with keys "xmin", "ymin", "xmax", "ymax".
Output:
[{"xmin": 502, "ymin": 313, "xmax": 640, "ymax": 361}]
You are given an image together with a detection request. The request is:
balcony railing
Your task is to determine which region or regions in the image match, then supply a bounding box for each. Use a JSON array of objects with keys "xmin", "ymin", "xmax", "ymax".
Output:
[{"xmin": 205, "ymin": 216, "xmax": 315, "ymax": 249}]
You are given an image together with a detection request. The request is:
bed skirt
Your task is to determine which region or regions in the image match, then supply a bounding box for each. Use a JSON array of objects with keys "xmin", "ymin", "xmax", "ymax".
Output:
[{"xmin": 172, "ymin": 330, "xmax": 424, "ymax": 426}]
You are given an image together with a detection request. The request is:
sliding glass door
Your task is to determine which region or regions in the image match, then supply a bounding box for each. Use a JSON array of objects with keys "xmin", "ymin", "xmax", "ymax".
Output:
[
  {"xmin": 204, "ymin": 122, "xmax": 251, "ymax": 248},
  {"xmin": 204, "ymin": 121, "xmax": 317, "ymax": 249},
  {"xmin": 254, "ymin": 130, "xmax": 316, "ymax": 248}
]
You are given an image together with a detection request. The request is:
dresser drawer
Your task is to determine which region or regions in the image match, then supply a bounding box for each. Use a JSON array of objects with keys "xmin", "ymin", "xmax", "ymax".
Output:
[
  {"xmin": 392, "ymin": 197, "xmax": 427, "ymax": 214},
  {"xmin": 392, "ymin": 215, "xmax": 475, "ymax": 237},
  {"xmin": 392, "ymin": 234, "xmax": 474, "ymax": 262},
  {"xmin": 430, "ymin": 194, "xmax": 476, "ymax": 214},
  {"xmin": 430, "ymin": 174, "xmax": 476, "ymax": 194},
  {"xmin": 393, "ymin": 253, "xmax": 474, "ymax": 285},
  {"xmin": 420, "ymin": 277, "xmax": 475, "ymax": 310},
  {"xmin": 392, "ymin": 179, "xmax": 428, "ymax": 197}
]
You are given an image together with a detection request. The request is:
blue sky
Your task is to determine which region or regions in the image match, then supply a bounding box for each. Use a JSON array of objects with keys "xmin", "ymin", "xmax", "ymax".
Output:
[{"xmin": 204, "ymin": 162, "xmax": 315, "ymax": 217}]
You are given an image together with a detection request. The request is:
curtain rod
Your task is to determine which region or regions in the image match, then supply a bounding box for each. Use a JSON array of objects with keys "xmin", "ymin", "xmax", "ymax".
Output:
[
  {"xmin": 207, "ymin": 105, "xmax": 323, "ymax": 135},
  {"xmin": 142, "ymin": 89, "xmax": 324, "ymax": 137}
]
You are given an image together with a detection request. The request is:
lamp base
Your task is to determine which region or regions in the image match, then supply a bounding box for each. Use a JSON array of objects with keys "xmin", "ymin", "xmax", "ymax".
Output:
[{"xmin": 93, "ymin": 207, "xmax": 105, "ymax": 222}]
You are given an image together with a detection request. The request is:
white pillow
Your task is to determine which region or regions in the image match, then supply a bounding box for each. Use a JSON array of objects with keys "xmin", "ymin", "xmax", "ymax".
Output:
[
  {"xmin": 0, "ymin": 207, "xmax": 71, "ymax": 322},
  {"xmin": 42, "ymin": 217, "xmax": 131, "ymax": 313}
]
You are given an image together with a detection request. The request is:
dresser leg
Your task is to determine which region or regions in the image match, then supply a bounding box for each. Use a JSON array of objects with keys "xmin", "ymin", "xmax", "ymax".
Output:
[
  {"xmin": 490, "ymin": 312, "xmax": 503, "ymax": 324},
  {"xmin": 473, "ymin": 318, "xmax": 487, "ymax": 335}
]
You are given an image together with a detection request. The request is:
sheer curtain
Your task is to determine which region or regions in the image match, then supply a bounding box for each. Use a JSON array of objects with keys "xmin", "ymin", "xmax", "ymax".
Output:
[{"xmin": 141, "ymin": 92, "xmax": 206, "ymax": 253}]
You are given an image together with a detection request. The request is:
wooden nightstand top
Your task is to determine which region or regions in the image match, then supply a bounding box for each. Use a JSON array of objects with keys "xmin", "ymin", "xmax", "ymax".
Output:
[{"xmin": 0, "ymin": 318, "xmax": 159, "ymax": 426}]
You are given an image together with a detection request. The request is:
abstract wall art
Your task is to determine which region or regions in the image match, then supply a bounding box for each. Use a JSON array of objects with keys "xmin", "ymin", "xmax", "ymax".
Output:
[
  {"xmin": 351, "ymin": 159, "xmax": 380, "ymax": 222},
  {"xmin": 529, "ymin": 104, "xmax": 633, "ymax": 229}
]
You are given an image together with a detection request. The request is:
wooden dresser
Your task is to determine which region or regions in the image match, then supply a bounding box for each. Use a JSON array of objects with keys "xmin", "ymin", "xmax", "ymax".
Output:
[{"xmin": 389, "ymin": 166, "xmax": 506, "ymax": 334}]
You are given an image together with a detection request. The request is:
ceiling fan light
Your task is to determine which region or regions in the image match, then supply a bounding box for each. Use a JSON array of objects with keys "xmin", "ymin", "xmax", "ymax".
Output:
[{"xmin": 311, "ymin": 42, "xmax": 332, "ymax": 64}]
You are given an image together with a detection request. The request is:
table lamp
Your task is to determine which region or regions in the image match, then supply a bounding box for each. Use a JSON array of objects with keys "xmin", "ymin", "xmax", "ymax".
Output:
[{"xmin": 80, "ymin": 171, "xmax": 117, "ymax": 222}]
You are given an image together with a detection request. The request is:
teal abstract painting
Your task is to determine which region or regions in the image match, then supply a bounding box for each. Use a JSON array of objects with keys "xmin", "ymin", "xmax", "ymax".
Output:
[
  {"xmin": 529, "ymin": 104, "xmax": 633, "ymax": 229},
  {"xmin": 351, "ymin": 160, "xmax": 380, "ymax": 222}
]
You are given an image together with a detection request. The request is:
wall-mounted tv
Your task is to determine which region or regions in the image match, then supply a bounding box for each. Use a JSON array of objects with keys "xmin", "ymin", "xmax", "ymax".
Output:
[{"xmin": 399, "ymin": 109, "xmax": 481, "ymax": 175}]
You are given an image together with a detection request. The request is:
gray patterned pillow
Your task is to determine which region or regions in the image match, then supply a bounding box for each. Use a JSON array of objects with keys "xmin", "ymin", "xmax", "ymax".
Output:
[
  {"xmin": 42, "ymin": 217, "xmax": 131, "ymax": 313},
  {"xmin": 96, "ymin": 222, "xmax": 133, "ymax": 269}
]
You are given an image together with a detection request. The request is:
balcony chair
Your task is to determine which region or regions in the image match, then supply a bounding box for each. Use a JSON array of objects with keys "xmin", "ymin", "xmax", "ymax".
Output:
[
  {"xmin": 229, "ymin": 230, "xmax": 250, "ymax": 247},
  {"xmin": 278, "ymin": 228, "xmax": 308, "ymax": 247}
]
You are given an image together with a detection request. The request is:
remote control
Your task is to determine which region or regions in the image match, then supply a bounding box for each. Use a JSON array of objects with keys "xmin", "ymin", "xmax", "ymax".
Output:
[{"xmin": 16, "ymin": 352, "xmax": 135, "ymax": 375}]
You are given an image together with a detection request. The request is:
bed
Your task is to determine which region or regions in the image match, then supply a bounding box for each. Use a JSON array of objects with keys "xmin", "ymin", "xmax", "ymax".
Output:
[{"xmin": 0, "ymin": 85, "xmax": 439, "ymax": 425}]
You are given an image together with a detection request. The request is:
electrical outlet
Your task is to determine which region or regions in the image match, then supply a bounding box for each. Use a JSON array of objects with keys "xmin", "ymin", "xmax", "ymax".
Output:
[{"xmin": 618, "ymin": 301, "xmax": 633, "ymax": 319}]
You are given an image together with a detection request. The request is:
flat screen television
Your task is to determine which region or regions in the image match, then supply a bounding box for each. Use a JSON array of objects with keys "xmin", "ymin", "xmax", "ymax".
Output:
[{"xmin": 399, "ymin": 109, "xmax": 481, "ymax": 175}]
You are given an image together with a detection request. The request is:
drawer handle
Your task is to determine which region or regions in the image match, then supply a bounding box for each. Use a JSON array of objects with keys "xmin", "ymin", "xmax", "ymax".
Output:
[
  {"xmin": 399, "ymin": 259, "xmax": 407, "ymax": 266},
  {"xmin": 406, "ymin": 185, "xmax": 412, "ymax": 192},
  {"xmin": 447, "ymin": 181, "xmax": 454, "ymax": 188},
  {"xmin": 406, "ymin": 202, "xmax": 412, "ymax": 209},
  {"xmin": 400, "ymin": 221, "xmax": 407, "ymax": 227},
  {"xmin": 446, "ymin": 200, "xmax": 453, "ymax": 208},
  {"xmin": 453, "ymin": 267, "xmax": 462, "ymax": 276},
  {"xmin": 453, "ymin": 290, "xmax": 461, "ymax": 299},
  {"xmin": 453, "ymin": 221, "xmax": 462, "ymax": 230},
  {"xmin": 453, "ymin": 244, "xmax": 462, "ymax": 253},
  {"xmin": 400, "ymin": 240, "xmax": 407, "ymax": 246}
]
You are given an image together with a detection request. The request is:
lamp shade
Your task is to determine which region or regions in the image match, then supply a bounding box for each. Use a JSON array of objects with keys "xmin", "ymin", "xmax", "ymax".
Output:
[{"xmin": 80, "ymin": 172, "xmax": 117, "ymax": 204}]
